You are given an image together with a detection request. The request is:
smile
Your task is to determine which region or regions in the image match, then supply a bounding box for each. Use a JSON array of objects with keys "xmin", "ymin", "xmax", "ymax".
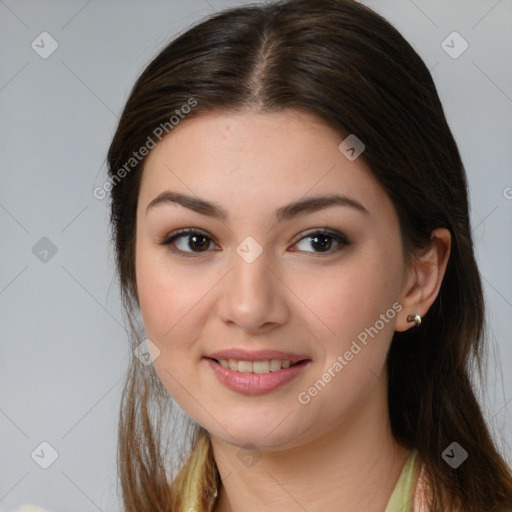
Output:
[
  {"xmin": 204, "ymin": 357, "xmax": 311, "ymax": 395},
  {"xmin": 216, "ymin": 358, "xmax": 295, "ymax": 374}
]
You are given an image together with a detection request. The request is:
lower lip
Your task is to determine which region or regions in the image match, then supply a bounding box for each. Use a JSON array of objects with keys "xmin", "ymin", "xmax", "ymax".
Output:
[{"xmin": 205, "ymin": 358, "xmax": 310, "ymax": 396}]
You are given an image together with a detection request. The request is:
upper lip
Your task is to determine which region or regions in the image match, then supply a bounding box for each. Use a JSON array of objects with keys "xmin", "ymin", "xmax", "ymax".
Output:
[{"xmin": 204, "ymin": 349, "xmax": 310, "ymax": 364}]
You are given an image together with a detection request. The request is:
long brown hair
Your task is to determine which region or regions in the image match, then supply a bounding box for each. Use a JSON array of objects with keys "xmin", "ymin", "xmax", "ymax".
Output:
[{"xmin": 106, "ymin": 0, "xmax": 512, "ymax": 510}]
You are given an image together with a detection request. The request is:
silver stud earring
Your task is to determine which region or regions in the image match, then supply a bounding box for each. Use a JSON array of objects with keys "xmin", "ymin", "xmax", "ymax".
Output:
[{"xmin": 407, "ymin": 314, "xmax": 422, "ymax": 327}]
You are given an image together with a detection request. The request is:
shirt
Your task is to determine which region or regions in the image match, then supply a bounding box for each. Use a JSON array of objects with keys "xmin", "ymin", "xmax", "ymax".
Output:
[
  {"xmin": 385, "ymin": 448, "xmax": 422, "ymax": 512},
  {"xmin": 206, "ymin": 448, "xmax": 424, "ymax": 512},
  {"xmin": 11, "ymin": 450, "xmax": 423, "ymax": 512}
]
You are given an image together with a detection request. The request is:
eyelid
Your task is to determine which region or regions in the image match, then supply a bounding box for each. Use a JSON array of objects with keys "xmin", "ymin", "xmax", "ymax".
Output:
[
  {"xmin": 160, "ymin": 227, "xmax": 214, "ymax": 243},
  {"xmin": 160, "ymin": 227, "xmax": 350, "ymax": 257},
  {"xmin": 160, "ymin": 227, "xmax": 220, "ymax": 256},
  {"xmin": 291, "ymin": 228, "xmax": 349, "ymax": 246}
]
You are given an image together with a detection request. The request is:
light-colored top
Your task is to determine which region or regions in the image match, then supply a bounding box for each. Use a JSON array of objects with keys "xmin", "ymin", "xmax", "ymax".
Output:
[
  {"xmin": 385, "ymin": 449, "xmax": 422, "ymax": 512},
  {"xmin": 208, "ymin": 448, "xmax": 424, "ymax": 512},
  {"xmin": 10, "ymin": 450, "xmax": 423, "ymax": 512}
]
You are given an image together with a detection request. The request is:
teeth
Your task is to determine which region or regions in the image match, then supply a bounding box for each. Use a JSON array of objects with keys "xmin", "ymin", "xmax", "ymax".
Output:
[
  {"xmin": 252, "ymin": 361, "xmax": 269, "ymax": 374},
  {"xmin": 238, "ymin": 360, "xmax": 253, "ymax": 373},
  {"xmin": 270, "ymin": 359, "xmax": 282, "ymax": 371},
  {"xmin": 218, "ymin": 359, "xmax": 295, "ymax": 374}
]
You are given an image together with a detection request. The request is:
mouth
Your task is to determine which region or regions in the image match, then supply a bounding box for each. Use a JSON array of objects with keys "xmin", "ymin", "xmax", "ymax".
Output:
[
  {"xmin": 203, "ymin": 350, "xmax": 311, "ymax": 395},
  {"xmin": 207, "ymin": 357, "xmax": 307, "ymax": 374}
]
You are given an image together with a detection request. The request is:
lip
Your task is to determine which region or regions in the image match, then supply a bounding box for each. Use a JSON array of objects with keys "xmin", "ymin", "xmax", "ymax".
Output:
[
  {"xmin": 204, "ymin": 348, "xmax": 310, "ymax": 364},
  {"xmin": 204, "ymin": 356, "xmax": 311, "ymax": 396}
]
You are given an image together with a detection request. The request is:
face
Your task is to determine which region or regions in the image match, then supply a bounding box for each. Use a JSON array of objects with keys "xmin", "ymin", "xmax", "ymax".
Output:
[{"xmin": 135, "ymin": 109, "xmax": 410, "ymax": 451}]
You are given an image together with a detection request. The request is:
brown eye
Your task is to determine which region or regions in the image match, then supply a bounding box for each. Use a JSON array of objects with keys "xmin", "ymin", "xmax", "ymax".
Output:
[
  {"xmin": 292, "ymin": 229, "xmax": 350, "ymax": 254},
  {"xmin": 161, "ymin": 228, "xmax": 217, "ymax": 256},
  {"xmin": 186, "ymin": 233, "xmax": 210, "ymax": 251}
]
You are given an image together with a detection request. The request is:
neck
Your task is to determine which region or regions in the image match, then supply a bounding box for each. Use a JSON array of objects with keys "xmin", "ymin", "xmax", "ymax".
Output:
[{"xmin": 210, "ymin": 379, "xmax": 410, "ymax": 512}]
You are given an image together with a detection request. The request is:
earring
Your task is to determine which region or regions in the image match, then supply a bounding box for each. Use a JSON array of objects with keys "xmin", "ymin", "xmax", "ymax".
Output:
[{"xmin": 407, "ymin": 314, "xmax": 422, "ymax": 327}]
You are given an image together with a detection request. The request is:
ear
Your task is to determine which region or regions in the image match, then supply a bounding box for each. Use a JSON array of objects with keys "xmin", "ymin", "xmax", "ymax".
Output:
[{"xmin": 395, "ymin": 228, "xmax": 451, "ymax": 332}]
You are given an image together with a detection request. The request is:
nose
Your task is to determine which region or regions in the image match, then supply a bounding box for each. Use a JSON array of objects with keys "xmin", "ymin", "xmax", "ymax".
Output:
[{"xmin": 216, "ymin": 245, "xmax": 290, "ymax": 334}]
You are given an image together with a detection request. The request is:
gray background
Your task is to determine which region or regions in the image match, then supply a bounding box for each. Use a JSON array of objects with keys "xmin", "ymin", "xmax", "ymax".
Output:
[{"xmin": 1, "ymin": 0, "xmax": 511, "ymax": 510}]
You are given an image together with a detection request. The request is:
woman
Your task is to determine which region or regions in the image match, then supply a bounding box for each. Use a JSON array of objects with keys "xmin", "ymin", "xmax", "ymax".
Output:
[{"xmin": 106, "ymin": 0, "xmax": 512, "ymax": 510}]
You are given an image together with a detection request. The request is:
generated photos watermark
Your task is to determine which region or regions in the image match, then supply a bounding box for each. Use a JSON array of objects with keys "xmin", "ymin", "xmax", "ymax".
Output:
[
  {"xmin": 297, "ymin": 301, "xmax": 403, "ymax": 404},
  {"xmin": 93, "ymin": 97, "xmax": 198, "ymax": 200}
]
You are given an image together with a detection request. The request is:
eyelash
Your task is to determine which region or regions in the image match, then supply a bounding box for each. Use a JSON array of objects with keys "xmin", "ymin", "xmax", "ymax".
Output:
[{"xmin": 159, "ymin": 228, "xmax": 351, "ymax": 258}]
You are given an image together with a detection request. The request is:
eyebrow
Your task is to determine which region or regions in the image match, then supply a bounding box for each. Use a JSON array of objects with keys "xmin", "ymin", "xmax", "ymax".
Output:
[{"xmin": 146, "ymin": 190, "xmax": 369, "ymax": 221}]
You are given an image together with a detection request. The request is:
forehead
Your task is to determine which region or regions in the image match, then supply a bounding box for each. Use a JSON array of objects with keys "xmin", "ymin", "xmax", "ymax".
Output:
[{"xmin": 138, "ymin": 109, "xmax": 392, "ymax": 221}]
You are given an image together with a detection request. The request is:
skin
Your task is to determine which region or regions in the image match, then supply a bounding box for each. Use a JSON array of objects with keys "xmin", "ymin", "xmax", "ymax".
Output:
[{"xmin": 135, "ymin": 109, "xmax": 451, "ymax": 512}]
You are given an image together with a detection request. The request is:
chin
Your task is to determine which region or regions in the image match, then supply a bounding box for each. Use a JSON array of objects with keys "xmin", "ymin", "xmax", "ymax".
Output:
[{"xmin": 207, "ymin": 417, "xmax": 312, "ymax": 452}]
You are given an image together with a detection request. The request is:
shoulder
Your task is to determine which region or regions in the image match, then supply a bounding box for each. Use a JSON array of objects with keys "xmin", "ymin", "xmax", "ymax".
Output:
[
  {"xmin": 412, "ymin": 461, "xmax": 463, "ymax": 512},
  {"xmin": 412, "ymin": 460, "xmax": 432, "ymax": 512}
]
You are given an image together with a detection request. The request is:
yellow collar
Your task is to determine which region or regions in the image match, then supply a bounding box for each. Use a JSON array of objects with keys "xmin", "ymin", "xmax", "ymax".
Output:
[
  {"xmin": 384, "ymin": 449, "xmax": 421, "ymax": 512},
  {"xmin": 202, "ymin": 448, "xmax": 421, "ymax": 512}
]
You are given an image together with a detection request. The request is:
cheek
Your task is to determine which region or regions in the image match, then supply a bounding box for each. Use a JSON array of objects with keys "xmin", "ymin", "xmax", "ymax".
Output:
[
  {"xmin": 135, "ymin": 242, "xmax": 196, "ymax": 342},
  {"xmin": 292, "ymin": 261, "xmax": 398, "ymax": 422},
  {"xmin": 135, "ymin": 242, "xmax": 222, "ymax": 362},
  {"xmin": 135, "ymin": 246, "xmax": 206, "ymax": 403},
  {"xmin": 299, "ymin": 256, "xmax": 401, "ymax": 342}
]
